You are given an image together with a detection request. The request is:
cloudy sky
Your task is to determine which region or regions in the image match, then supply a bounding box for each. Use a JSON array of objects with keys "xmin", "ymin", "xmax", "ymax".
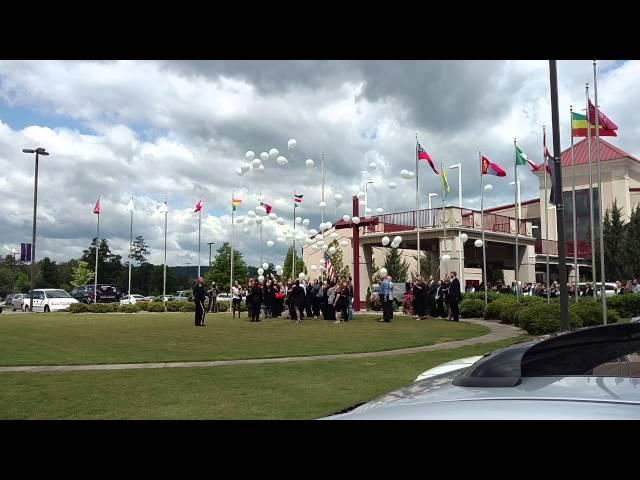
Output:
[{"xmin": 0, "ymin": 60, "xmax": 638, "ymax": 267}]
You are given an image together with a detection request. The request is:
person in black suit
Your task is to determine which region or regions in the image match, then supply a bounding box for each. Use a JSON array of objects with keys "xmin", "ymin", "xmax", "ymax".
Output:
[
  {"xmin": 290, "ymin": 280, "xmax": 306, "ymax": 323},
  {"xmin": 448, "ymin": 271, "xmax": 461, "ymax": 322},
  {"xmin": 249, "ymin": 278, "xmax": 264, "ymax": 322},
  {"xmin": 426, "ymin": 275, "xmax": 438, "ymax": 317},
  {"xmin": 193, "ymin": 277, "xmax": 207, "ymax": 326}
]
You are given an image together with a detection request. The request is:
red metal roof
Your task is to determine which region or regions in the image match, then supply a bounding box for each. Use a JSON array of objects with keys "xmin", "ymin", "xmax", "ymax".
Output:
[
  {"xmin": 560, "ymin": 138, "xmax": 640, "ymax": 167},
  {"xmin": 484, "ymin": 198, "xmax": 540, "ymax": 213}
]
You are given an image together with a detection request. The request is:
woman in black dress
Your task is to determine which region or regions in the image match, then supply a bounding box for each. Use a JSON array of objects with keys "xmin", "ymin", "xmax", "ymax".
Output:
[
  {"xmin": 333, "ymin": 282, "xmax": 349, "ymax": 324},
  {"xmin": 249, "ymin": 279, "xmax": 263, "ymax": 322},
  {"xmin": 289, "ymin": 280, "xmax": 305, "ymax": 323},
  {"xmin": 263, "ymin": 279, "xmax": 275, "ymax": 318},
  {"xmin": 412, "ymin": 277, "xmax": 427, "ymax": 320}
]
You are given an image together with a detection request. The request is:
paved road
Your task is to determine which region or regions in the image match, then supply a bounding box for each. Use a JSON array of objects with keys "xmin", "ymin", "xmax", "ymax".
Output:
[{"xmin": 0, "ymin": 319, "xmax": 523, "ymax": 374}]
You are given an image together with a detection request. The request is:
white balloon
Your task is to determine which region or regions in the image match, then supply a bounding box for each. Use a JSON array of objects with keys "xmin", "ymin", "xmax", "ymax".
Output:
[
  {"xmin": 441, "ymin": 254, "xmax": 451, "ymax": 262},
  {"xmin": 356, "ymin": 191, "xmax": 365, "ymax": 199},
  {"xmin": 368, "ymin": 162, "xmax": 377, "ymax": 171},
  {"xmin": 277, "ymin": 217, "xmax": 285, "ymax": 225},
  {"xmin": 237, "ymin": 216, "xmax": 245, "ymax": 224},
  {"xmin": 302, "ymin": 218, "xmax": 310, "ymax": 227},
  {"xmin": 460, "ymin": 233, "xmax": 469, "ymax": 243},
  {"xmin": 235, "ymin": 167, "xmax": 243, "ymax": 176},
  {"xmin": 314, "ymin": 234, "xmax": 323, "ymax": 241},
  {"xmin": 340, "ymin": 240, "xmax": 349, "ymax": 247},
  {"xmin": 262, "ymin": 262, "xmax": 269, "ymax": 269},
  {"xmin": 334, "ymin": 193, "xmax": 343, "ymax": 204},
  {"xmin": 256, "ymin": 164, "xmax": 265, "ymax": 173},
  {"xmin": 269, "ymin": 148, "xmax": 279, "ymax": 159},
  {"xmin": 379, "ymin": 268, "xmax": 388, "ymax": 276},
  {"xmin": 381, "ymin": 236, "xmax": 390, "ymax": 246},
  {"xmin": 391, "ymin": 242, "xmax": 399, "ymax": 249},
  {"xmin": 388, "ymin": 182, "xmax": 397, "ymax": 190},
  {"xmin": 275, "ymin": 265, "xmax": 282, "ymax": 271},
  {"xmin": 311, "ymin": 265, "xmax": 318, "ymax": 271},
  {"xmin": 319, "ymin": 266, "xmax": 326, "ymax": 272},
  {"xmin": 319, "ymin": 222, "xmax": 326, "ymax": 231},
  {"xmin": 295, "ymin": 216, "xmax": 302, "ymax": 224},
  {"xmin": 342, "ymin": 214, "xmax": 351, "ymax": 222},
  {"xmin": 258, "ymin": 275, "xmax": 265, "ymax": 283},
  {"xmin": 484, "ymin": 184, "xmax": 493, "ymax": 192},
  {"xmin": 328, "ymin": 246, "xmax": 337, "ymax": 255},
  {"xmin": 276, "ymin": 156, "xmax": 288, "ymax": 166},
  {"xmin": 255, "ymin": 205, "xmax": 267, "ymax": 216},
  {"xmin": 251, "ymin": 158, "xmax": 262, "ymax": 169},
  {"xmin": 295, "ymin": 231, "xmax": 305, "ymax": 240},
  {"xmin": 376, "ymin": 207, "xmax": 384, "ymax": 214},
  {"xmin": 298, "ymin": 272, "xmax": 306, "ymax": 279},
  {"xmin": 393, "ymin": 236, "xmax": 402, "ymax": 244},
  {"xmin": 267, "ymin": 240, "xmax": 274, "ymax": 247},
  {"xmin": 246, "ymin": 218, "xmax": 255, "ymax": 225},
  {"xmin": 288, "ymin": 139, "xmax": 297, "ymax": 150},
  {"xmin": 305, "ymin": 159, "xmax": 315, "ymax": 169},
  {"xmin": 309, "ymin": 229, "xmax": 318, "ymax": 236},
  {"xmin": 247, "ymin": 210, "xmax": 256, "ymax": 218},
  {"xmin": 330, "ymin": 232, "xmax": 338, "ymax": 238},
  {"xmin": 317, "ymin": 239, "xmax": 325, "ymax": 247},
  {"xmin": 475, "ymin": 239, "xmax": 483, "ymax": 248},
  {"xmin": 352, "ymin": 216, "xmax": 360, "ymax": 224},
  {"xmin": 268, "ymin": 212, "xmax": 277, "ymax": 220},
  {"xmin": 260, "ymin": 152, "xmax": 269, "ymax": 162},
  {"xmin": 365, "ymin": 207, "xmax": 372, "ymax": 214},
  {"xmin": 322, "ymin": 245, "xmax": 329, "ymax": 251},
  {"xmin": 255, "ymin": 217, "xmax": 263, "ymax": 224},
  {"xmin": 359, "ymin": 200, "xmax": 366, "ymax": 207},
  {"xmin": 258, "ymin": 268, "xmax": 264, "ymax": 275},
  {"xmin": 318, "ymin": 201, "xmax": 327, "ymax": 209},
  {"xmin": 325, "ymin": 221, "xmax": 332, "ymax": 229},
  {"xmin": 246, "ymin": 151, "xmax": 255, "ymax": 162},
  {"xmin": 241, "ymin": 162, "xmax": 251, "ymax": 173}
]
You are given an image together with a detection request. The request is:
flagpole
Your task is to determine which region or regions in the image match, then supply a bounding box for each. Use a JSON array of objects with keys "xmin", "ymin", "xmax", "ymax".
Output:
[
  {"xmin": 514, "ymin": 138, "xmax": 519, "ymax": 300},
  {"xmin": 259, "ymin": 192, "xmax": 263, "ymax": 267},
  {"xmin": 593, "ymin": 60, "xmax": 607, "ymax": 324},
  {"xmin": 292, "ymin": 190, "xmax": 296, "ymax": 280},
  {"xmin": 231, "ymin": 194, "xmax": 235, "ymax": 291},
  {"xmin": 321, "ymin": 153, "xmax": 325, "ymax": 283},
  {"xmin": 197, "ymin": 207, "xmax": 202, "ymax": 278},
  {"xmin": 94, "ymin": 197, "xmax": 100, "ymax": 304},
  {"xmin": 441, "ymin": 161, "xmax": 447, "ymax": 276},
  {"xmin": 570, "ymin": 105, "xmax": 579, "ymax": 303},
  {"xmin": 480, "ymin": 152, "xmax": 488, "ymax": 305},
  {"xmin": 128, "ymin": 198, "xmax": 133, "ymax": 297},
  {"xmin": 543, "ymin": 126, "xmax": 550, "ymax": 304},
  {"xmin": 415, "ymin": 133, "xmax": 421, "ymax": 277},
  {"xmin": 163, "ymin": 196, "xmax": 168, "ymax": 312},
  {"xmin": 586, "ymin": 83, "xmax": 597, "ymax": 299}
]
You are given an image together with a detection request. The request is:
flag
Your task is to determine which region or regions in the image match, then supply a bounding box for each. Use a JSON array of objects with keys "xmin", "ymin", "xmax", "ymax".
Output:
[
  {"xmin": 481, "ymin": 156, "xmax": 506, "ymax": 177},
  {"xmin": 441, "ymin": 167, "xmax": 451, "ymax": 196},
  {"xmin": 571, "ymin": 111, "xmax": 617, "ymax": 138},
  {"xmin": 232, "ymin": 198, "xmax": 242, "ymax": 211},
  {"xmin": 417, "ymin": 141, "xmax": 438, "ymax": 175},
  {"xmin": 294, "ymin": 194, "xmax": 303, "ymax": 206},
  {"xmin": 194, "ymin": 199, "xmax": 203, "ymax": 212},
  {"xmin": 126, "ymin": 197, "xmax": 134, "ymax": 213},
  {"xmin": 526, "ymin": 158, "xmax": 547, "ymax": 173},
  {"xmin": 515, "ymin": 145, "xmax": 529, "ymax": 166},
  {"xmin": 543, "ymin": 128, "xmax": 552, "ymax": 159},
  {"xmin": 260, "ymin": 202, "xmax": 273, "ymax": 214},
  {"xmin": 324, "ymin": 250, "xmax": 334, "ymax": 281},
  {"xmin": 93, "ymin": 198, "xmax": 101, "ymax": 214},
  {"xmin": 588, "ymin": 99, "xmax": 618, "ymax": 131},
  {"xmin": 158, "ymin": 201, "xmax": 169, "ymax": 214}
]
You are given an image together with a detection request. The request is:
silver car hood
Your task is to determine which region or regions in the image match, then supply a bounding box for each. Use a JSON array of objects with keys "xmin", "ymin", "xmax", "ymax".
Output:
[{"xmin": 328, "ymin": 373, "xmax": 640, "ymax": 419}]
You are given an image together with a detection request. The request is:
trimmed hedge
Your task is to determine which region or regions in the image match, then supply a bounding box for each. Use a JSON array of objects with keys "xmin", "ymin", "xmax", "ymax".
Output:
[
  {"xmin": 180, "ymin": 302, "xmax": 196, "ymax": 312},
  {"xmin": 463, "ymin": 291, "xmax": 500, "ymax": 304},
  {"xmin": 164, "ymin": 301, "xmax": 182, "ymax": 312},
  {"xmin": 570, "ymin": 303, "xmax": 620, "ymax": 326},
  {"xmin": 460, "ymin": 299, "xmax": 485, "ymax": 319},
  {"xmin": 605, "ymin": 294, "xmax": 640, "ymax": 318},
  {"xmin": 217, "ymin": 302, "xmax": 229, "ymax": 312},
  {"xmin": 483, "ymin": 296, "xmax": 518, "ymax": 320},
  {"xmin": 517, "ymin": 304, "xmax": 582, "ymax": 335},
  {"xmin": 69, "ymin": 303, "xmax": 90, "ymax": 313},
  {"xmin": 117, "ymin": 304, "xmax": 140, "ymax": 313},
  {"xmin": 144, "ymin": 302, "xmax": 165, "ymax": 312},
  {"xmin": 88, "ymin": 303, "xmax": 118, "ymax": 313}
]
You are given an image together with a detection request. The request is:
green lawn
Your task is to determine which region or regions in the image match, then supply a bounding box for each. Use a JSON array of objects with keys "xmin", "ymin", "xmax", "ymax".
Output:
[
  {"xmin": 0, "ymin": 312, "xmax": 489, "ymax": 366},
  {"xmin": 0, "ymin": 336, "xmax": 530, "ymax": 419}
]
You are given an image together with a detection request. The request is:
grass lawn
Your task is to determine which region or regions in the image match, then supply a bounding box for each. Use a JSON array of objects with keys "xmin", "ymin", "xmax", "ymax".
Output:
[
  {"xmin": 0, "ymin": 336, "xmax": 530, "ymax": 419},
  {"xmin": 0, "ymin": 312, "xmax": 489, "ymax": 366}
]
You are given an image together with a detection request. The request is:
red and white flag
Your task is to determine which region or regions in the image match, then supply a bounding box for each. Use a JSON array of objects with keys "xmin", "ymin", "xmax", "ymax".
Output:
[
  {"xmin": 417, "ymin": 141, "xmax": 439, "ymax": 175},
  {"xmin": 194, "ymin": 199, "xmax": 204, "ymax": 212},
  {"xmin": 93, "ymin": 198, "xmax": 101, "ymax": 215}
]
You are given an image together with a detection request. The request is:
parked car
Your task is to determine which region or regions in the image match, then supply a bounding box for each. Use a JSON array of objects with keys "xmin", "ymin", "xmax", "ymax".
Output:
[
  {"xmin": 578, "ymin": 282, "xmax": 617, "ymax": 297},
  {"xmin": 11, "ymin": 294, "xmax": 26, "ymax": 311},
  {"xmin": 174, "ymin": 291, "xmax": 190, "ymax": 302},
  {"xmin": 71, "ymin": 284, "xmax": 122, "ymax": 304},
  {"xmin": 120, "ymin": 294, "xmax": 147, "ymax": 305},
  {"xmin": 23, "ymin": 289, "xmax": 78, "ymax": 312},
  {"xmin": 216, "ymin": 292, "xmax": 232, "ymax": 303},
  {"xmin": 325, "ymin": 322, "xmax": 640, "ymax": 419}
]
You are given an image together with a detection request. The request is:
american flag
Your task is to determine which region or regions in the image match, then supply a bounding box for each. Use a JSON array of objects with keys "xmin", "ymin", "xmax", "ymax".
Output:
[{"xmin": 324, "ymin": 250, "xmax": 334, "ymax": 281}]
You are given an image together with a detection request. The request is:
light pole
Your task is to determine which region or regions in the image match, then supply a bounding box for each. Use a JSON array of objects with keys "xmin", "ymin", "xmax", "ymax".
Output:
[
  {"xmin": 481, "ymin": 182, "xmax": 493, "ymax": 305},
  {"xmin": 207, "ymin": 242, "xmax": 215, "ymax": 267},
  {"xmin": 22, "ymin": 147, "xmax": 49, "ymax": 312},
  {"xmin": 510, "ymin": 180, "xmax": 522, "ymax": 298},
  {"xmin": 428, "ymin": 193, "xmax": 439, "ymax": 228},
  {"xmin": 450, "ymin": 164, "xmax": 463, "ymax": 285}
]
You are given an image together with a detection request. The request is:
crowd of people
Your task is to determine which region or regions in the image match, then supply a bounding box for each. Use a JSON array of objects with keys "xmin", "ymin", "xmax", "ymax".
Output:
[
  {"xmin": 410, "ymin": 272, "xmax": 462, "ymax": 322},
  {"xmin": 192, "ymin": 275, "xmax": 359, "ymax": 326}
]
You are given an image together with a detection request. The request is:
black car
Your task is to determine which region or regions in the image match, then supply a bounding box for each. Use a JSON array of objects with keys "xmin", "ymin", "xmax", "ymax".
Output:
[{"xmin": 71, "ymin": 284, "xmax": 122, "ymax": 304}]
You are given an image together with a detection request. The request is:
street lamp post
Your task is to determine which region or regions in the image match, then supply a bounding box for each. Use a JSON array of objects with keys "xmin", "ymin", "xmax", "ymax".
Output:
[
  {"xmin": 450, "ymin": 164, "xmax": 463, "ymax": 286},
  {"xmin": 428, "ymin": 193, "xmax": 439, "ymax": 227},
  {"xmin": 207, "ymin": 242, "xmax": 215, "ymax": 267},
  {"xmin": 22, "ymin": 147, "xmax": 49, "ymax": 312}
]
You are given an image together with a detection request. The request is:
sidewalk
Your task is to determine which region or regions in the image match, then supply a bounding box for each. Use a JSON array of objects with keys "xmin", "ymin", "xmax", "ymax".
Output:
[{"xmin": 0, "ymin": 319, "xmax": 523, "ymax": 374}]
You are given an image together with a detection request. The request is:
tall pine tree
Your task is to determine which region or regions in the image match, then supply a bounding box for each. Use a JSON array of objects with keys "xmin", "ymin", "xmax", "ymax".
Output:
[
  {"xmin": 204, "ymin": 242, "xmax": 248, "ymax": 291},
  {"xmin": 623, "ymin": 205, "xmax": 640, "ymax": 279},
  {"xmin": 327, "ymin": 239, "xmax": 350, "ymax": 279},
  {"xmin": 283, "ymin": 247, "xmax": 306, "ymax": 281},
  {"xmin": 383, "ymin": 247, "xmax": 410, "ymax": 283},
  {"xmin": 595, "ymin": 201, "xmax": 625, "ymax": 282}
]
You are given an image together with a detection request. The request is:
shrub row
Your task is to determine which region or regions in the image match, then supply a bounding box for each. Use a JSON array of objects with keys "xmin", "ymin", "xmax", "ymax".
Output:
[{"xmin": 69, "ymin": 300, "xmax": 199, "ymax": 314}]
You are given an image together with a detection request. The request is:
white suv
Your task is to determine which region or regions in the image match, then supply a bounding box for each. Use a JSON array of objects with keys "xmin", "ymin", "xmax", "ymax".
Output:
[{"xmin": 24, "ymin": 289, "xmax": 78, "ymax": 312}]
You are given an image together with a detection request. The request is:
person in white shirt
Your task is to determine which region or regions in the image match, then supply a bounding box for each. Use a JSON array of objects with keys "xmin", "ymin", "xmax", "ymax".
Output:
[{"xmin": 231, "ymin": 281, "xmax": 242, "ymax": 319}]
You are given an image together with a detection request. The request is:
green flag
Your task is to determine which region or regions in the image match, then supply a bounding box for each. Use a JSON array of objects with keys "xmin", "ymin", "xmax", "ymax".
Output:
[
  {"xmin": 441, "ymin": 167, "xmax": 451, "ymax": 197},
  {"xmin": 515, "ymin": 145, "xmax": 528, "ymax": 166}
]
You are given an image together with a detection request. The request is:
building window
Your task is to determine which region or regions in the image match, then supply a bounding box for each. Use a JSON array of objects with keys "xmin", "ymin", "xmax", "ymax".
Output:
[
  {"xmin": 563, "ymin": 188, "xmax": 600, "ymax": 241},
  {"xmin": 531, "ymin": 218, "xmax": 541, "ymax": 240}
]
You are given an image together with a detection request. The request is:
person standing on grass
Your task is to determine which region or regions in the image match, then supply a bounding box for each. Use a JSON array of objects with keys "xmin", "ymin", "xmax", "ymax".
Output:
[
  {"xmin": 289, "ymin": 279, "xmax": 305, "ymax": 323},
  {"xmin": 231, "ymin": 281, "xmax": 242, "ymax": 319},
  {"xmin": 207, "ymin": 282, "xmax": 219, "ymax": 313},
  {"xmin": 249, "ymin": 278, "xmax": 263, "ymax": 322},
  {"xmin": 448, "ymin": 271, "xmax": 461, "ymax": 322},
  {"xmin": 427, "ymin": 275, "xmax": 437, "ymax": 317},
  {"xmin": 379, "ymin": 275, "xmax": 394, "ymax": 323},
  {"xmin": 193, "ymin": 277, "xmax": 207, "ymax": 327},
  {"xmin": 347, "ymin": 276, "xmax": 354, "ymax": 321}
]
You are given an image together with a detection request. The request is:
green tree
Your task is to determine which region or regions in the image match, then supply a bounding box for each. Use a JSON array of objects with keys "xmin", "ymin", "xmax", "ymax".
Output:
[
  {"xmin": 204, "ymin": 242, "xmax": 248, "ymax": 291},
  {"xmin": 131, "ymin": 235, "xmax": 150, "ymax": 264},
  {"xmin": 603, "ymin": 201, "xmax": 625, "ymax": 281},
  {"xmin": 37, "ymin": 257, "xmax": 60, "ymax": 288},
  {"xmin": 382, "ymin": 247, "xmax": 410, "ymax": 283},
  {"xmin": 283, "ymin": 247, "xmax": 306, "ymax": 281},
  {"xmin": 489, "ymin": 268, "xmax": 504, "ymax": 285},
  {"xmin": 0, "ymin": 255, "xmax": 20, "ymax": 295},
  {"xmin": 326, "ymin": 240, "xmax": 350, "ymax": 279},
  {"xmin": 15, "ymin": 271, "xmax": 31, "ymax": 293},
  {"xmin": 412, "ymin": 251, "xmax": 431, "ymax": 279},
  {"xmin": 70, "ymin": 261, "xmax": 95, "ymax": 288},
  {"xmin": 623, "ymin": 205, "xmax": 640, "ymax": 279},
  {"xmin": 81, "ymin": 238, "xmax": 124, "ymax": 284}
]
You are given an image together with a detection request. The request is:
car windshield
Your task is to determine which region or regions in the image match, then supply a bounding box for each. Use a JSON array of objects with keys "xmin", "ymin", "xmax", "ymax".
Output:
[{"xmin": 46, "ymin": 290, "xmax": 71, "ymax": 298}]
